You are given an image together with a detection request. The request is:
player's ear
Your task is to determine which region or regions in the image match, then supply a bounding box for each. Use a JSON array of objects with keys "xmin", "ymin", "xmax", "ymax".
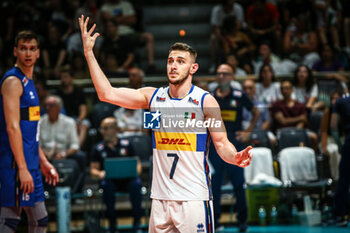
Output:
[{"xmin": 190, "ymin": 63, "xmax": 199, "ymax": 75}]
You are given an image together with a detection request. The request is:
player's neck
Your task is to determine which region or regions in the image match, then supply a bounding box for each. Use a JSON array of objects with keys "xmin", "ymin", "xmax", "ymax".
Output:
[
  {"xmin": 15, "ymin": 63, "xmax": 34, "ymax": 79},
  {"xmin": 168, "ymin": 79, "xmax": 193, "ymax": 99}
]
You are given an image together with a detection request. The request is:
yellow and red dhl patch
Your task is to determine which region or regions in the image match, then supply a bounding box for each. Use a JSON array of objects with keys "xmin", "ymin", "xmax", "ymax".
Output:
[
  {"xmin": 28, "ymin": 106, "xmax": 40, "ymax": 121},
  {"xmin": 154, "ymin": 131, "xmax": 197, "ymax": 151},
  {"xmin": 221, "ymin": 110, "xmax": 237, "ymax": 122}
]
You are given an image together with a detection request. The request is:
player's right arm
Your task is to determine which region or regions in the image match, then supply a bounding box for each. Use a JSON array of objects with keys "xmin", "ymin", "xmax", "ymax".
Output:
[
  {"xmin": 79, "ymin": 15, "xmax": 155, "ymax": 109},
  {"xmin": 1, "ymin": 76, "xmax": 34, "ymax": 194}
]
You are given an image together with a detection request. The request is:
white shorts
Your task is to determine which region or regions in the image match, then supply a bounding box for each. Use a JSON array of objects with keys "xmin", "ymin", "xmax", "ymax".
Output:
[{"xmin": 149, "ymin": 199, "xmax": 215, "ymax": 233}]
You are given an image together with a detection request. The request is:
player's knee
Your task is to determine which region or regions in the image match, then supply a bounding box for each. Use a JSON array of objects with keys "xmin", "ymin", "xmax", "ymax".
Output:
[
  {"xmin": 37, "ymin": 216, "xmax": 48, "ymax": 227},
  {"xmin": 3, "ymin": 217, "xmax": 21, "ymax": 231}
]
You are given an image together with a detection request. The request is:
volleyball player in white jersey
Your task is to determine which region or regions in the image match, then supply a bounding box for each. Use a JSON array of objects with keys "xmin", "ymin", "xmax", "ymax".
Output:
[{"xmin": 79, "ymin": 15, "xmax": 252, "ymax": 233}]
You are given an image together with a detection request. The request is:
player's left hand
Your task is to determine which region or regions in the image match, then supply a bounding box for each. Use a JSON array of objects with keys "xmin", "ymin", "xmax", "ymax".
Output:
[
  {"xmin": 235, "ymin": 146, "xmax": 253, "ymax": 168},
  {"xmin": 40, "ymin": 161, "xmax": 59, "ymax": 186}
]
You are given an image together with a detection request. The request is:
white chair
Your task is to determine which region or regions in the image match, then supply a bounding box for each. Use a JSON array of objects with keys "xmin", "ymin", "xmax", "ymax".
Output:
[
  {"xmin": 244, "ymin": 147, "xmax": 275, "ymax": 185},
  {"xmin": 278, "ymin": 147, "xmax": 318, "ymax": 184}
]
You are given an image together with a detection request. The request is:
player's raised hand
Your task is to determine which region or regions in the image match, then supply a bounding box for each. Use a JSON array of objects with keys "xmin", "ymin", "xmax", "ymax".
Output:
[
  {"xmin": 78, "ymin": 15, "xmax": 100, "ymax": 54},
  {"xmin": 235, "ymin": 146, "xmax": 253, "ymax": 168}
]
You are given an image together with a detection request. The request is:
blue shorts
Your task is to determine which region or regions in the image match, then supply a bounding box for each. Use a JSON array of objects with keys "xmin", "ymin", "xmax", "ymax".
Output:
[{"xmin": 0, "ymin": 168, "xmax": 45, "ymax": 207}]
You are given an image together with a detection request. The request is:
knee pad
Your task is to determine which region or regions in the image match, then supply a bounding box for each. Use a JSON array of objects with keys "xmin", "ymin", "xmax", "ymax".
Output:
[
  {"xmin": 4, "ymin": 218, "xmax": 21, "ymax": 231},
  {"xmin": 37, "ymin": 216, "xmax": 48, "ymax": 227}
]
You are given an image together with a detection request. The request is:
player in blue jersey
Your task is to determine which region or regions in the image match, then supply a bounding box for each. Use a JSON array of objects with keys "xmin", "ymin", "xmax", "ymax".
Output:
[
  {"xmin": 330, "ymin": 93, "xmax": 350, "ymax": 226},
  {"xmin": 0, "ymin": 31, "xmax": 59, "ymax": 233}
]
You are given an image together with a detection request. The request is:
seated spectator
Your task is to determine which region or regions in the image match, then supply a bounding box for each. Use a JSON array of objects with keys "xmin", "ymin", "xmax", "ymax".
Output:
[
  {"xmin": 54, "ymin": 68, "xmax": 90, "ymax": 148},
  {"xmin": 242, "ymin": 79, "xmax": 277, "ymax": 146},
  {"xmin": 271, "ymin": 80, "xmax": 318, "ymax": 149},
  {"xmin": 226, "ymin": 54, "xmax": 247, "ymax": 76},
  {"xmin": 69, "ymin": 52, "xmax": 90, "ymax": 79},
  {"xmin": 271, "ymin": 80, "xmax": 307, "ymax": 130},
  {"xmin": 315, "ymin": 0, "xmax": 341, "ymax": 50},
  {"xmin": 242, "ymin": 79, "xmax": 271, "ymax": 131},
  {"xmin": 283, "ymin": 13, "xmax": 320, "ymax": 68},
  {"xmin": 208, "ymin": 63, "xmax": 242, "ymax": 92},
  {"xmin": 282, "ymin": 0, "xmax": 317, "ymax": 31},
  {"xmin": 209, "ymin": 0, "xmax": 245, "ymax": 73},
  {"xmin": 255, "ymin": 64, "xmax": 282, "ymax": 106},
  {"xmin": 292, "ymin": 65, "xmax": 318, "ymax": 109},
  {"xmin": 100, "ymin": 0, "xmax": 156, "ymax": 73},
  {"xmin": 41, "ymin": 22, "xmax": 68, "ymax": 79},
  {"xmin": 312, "ymin": 44, "xmax": 345, "ymax": 72},
  {"xmin": 252, "ymin": 41, "xmax": 297, "ymax": 75},
  {"xmin": 66, "ymin": 13, "xmax": 103, "ymax": 58},
  {"xmin": 114, "ymin": 67, "xmax": 148, "ymax": 137},
  {"xmin": 246, "ymin": 0, "xmax": 281, "ymax": 50},
  {"xmin": 100, "ymin": 19, "xmax": 135, "ymax": 73},
  {"xmin": 90, "ymin": 117, "xmax": 143, "ymax": 233},
  {"xmin": 221, "ymin": 16, "xmax": 255, "ymax": 74},
  {"xmin": 39, "ymin": 95, "xmax": 86, "ymax": 173}
]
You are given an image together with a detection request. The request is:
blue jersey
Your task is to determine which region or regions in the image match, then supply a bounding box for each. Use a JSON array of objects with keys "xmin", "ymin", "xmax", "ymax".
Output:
[{"xmin": 0, "ymin": 66, "xmax": 40, "ymax": 170}]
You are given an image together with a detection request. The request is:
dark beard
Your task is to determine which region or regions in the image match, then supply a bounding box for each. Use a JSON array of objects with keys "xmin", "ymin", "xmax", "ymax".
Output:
[{"xmin": 168, "ymin": 70, "xmax": 190, "ymax": 85}]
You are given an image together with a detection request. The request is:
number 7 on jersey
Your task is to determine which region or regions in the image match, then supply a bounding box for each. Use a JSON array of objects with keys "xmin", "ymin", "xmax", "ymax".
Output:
[{"xmin": 167, "ymin": 153, "xmax": 179, "ymax": 179}]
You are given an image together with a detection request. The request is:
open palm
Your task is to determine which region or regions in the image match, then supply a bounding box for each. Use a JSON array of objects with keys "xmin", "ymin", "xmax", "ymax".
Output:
[{"xmin": 78, "ymin": 15, "xmax": 100, "ymax": 54}]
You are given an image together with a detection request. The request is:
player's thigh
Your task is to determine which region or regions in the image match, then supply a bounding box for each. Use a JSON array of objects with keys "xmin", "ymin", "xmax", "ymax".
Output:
[
  {"xmin": 149, "ymin": 200, "xmax": 178, "ymax": 233},
  {"xmin": 175, "ymin": 200, "xmax": 214, "ymax": 233}
]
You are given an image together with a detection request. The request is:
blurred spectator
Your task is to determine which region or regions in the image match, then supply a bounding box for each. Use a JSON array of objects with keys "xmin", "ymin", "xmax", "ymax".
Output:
[
  {"xmin": 34, "ymin": 79, "xmax": 51, "ymax": 115},
  {"xmin": 282, "ymin": 0, "xmax": 317, "ymax": 31},
  {"xmin": 54, "ymin": 68, "xmax": 90, "ymax": 148},
  {"xmin": 283, "ymin": 13, "xmax": 320, "ymax": 68},
  {"xmin": 312, "ymin": 44, "xmax": 345, "ymax": 72},
  {"xmin": 114, "ymin": 68, "xmax": 147, "ymax": 137},
  {"xmin": 66, "ymin": 13, "xmax": 103, "ymax": 58},
  {"xmin": 320, "ymin": 90, "xmax": 342, "ymax": 180},
  {"xmin": 315, "ymin": 0, "xmax": 342, "ymax": 50},
  {"xmin": 226, "ymin": 54, "xmax": 247, "ymax": 76},
  {"xmin": 100, "ymin": 19, "xmax": 135, "ymax": 73},
  {"xmin": 255, "ymin": 64, "xmax": 282, "ymax": 106},
  {"xmin": 341, "ymin": 0, "xmax": 350, "ymax": 55},
  {"xmin": 271, "ymin": 80, "xmax": 308, "ymax": 130},
  {"xmin": 209, "ymin": 0, "xmax": 245, "ymax": 73},
  {"xmin": 221, "ymin": 16, "xmax": 255, "ymax": 74},
  {"xmin": 292, "ymin": 65, "xmax": 318, "ymax": 109},
  {"xmin": 208, "ymin": 63, "xmax": 242, "ymax": 92},
  {"xmin": 100, "ymin": 0, "xmax": 156, "ymax": 73},
  {"xmin": 42, "ymin": 22, "xmax": 68, "ymax": 79},
  {"xmin": 90, "ymin": 117, "xmax": 143, "ymax": 233},
  {"xmin": 69, "ymin": 52, "xmax": 90, "ymax": 79},
  {"xmin": 39, "ymin": 95, "xmax": 86, "ymax": 172},
  {"xmin": 252, "ymin": 41, "xmax": 297, "ymax": 75},
  {"xmin": 246, "ymin": 0, "xmax": 281, "ymax": 50},
  {"xmin": 242, "ymin": 79, "xmax": 271, "ymax": 131}
]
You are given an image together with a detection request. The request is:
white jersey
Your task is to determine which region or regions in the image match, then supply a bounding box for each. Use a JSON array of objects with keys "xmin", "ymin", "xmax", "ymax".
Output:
[{"xmin": 149, "ymin": 85, "xmax": 212, "ymax": 201}]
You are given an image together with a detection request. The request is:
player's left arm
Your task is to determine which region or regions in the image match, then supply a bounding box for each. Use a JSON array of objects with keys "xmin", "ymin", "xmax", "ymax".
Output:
[
  {"xmin": 203, "ymin": 94, "xmax": 252, "ymax": 167},
  {"xmin": 39, "ymin": 146, "xmax": 59, "ymax": 186}
]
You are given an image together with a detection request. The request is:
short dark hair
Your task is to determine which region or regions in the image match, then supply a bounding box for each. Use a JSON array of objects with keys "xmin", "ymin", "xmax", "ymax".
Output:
[
  {"xmin": 169, "ymin": 42, "xmax": 197, "ymax": 60},
  {"xmin": 15, "ymin": 30, "xmax": 39, "ymax": 47}
]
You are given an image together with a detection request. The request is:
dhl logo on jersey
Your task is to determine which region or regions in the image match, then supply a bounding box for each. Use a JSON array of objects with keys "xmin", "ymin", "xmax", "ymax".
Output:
[
  {"xmin": 29, "ymin": 106, "xmax": 40, "ymax": 121},
  {"xmin": 154, "ymin": 132, "xmax": 197, "ymax": 151}
]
